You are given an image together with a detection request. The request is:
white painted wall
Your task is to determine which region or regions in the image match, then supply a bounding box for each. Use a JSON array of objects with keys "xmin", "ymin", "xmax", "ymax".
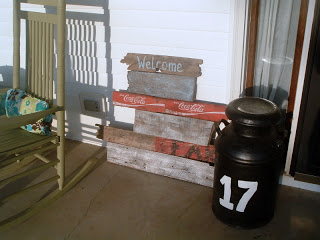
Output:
[
  {"xmin": 110, "ymin": 0, "xmax": 235, "ymax": 125},
  {"xmin": 0, "ymin": 0, "xmax": 235, "ymax": 145},
  {"xmin": 0, "ymin": 0, "xmax": 320, "ymax": 192},
  {"xmin": 110, "ymin": 0, "xmax": 234, "ymax": 102}
]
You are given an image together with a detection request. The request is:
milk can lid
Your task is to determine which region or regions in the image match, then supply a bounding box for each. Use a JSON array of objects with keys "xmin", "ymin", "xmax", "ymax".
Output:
[{"xmin": 226, "ymin": 97, "xmax": 281, "ymax": 127}]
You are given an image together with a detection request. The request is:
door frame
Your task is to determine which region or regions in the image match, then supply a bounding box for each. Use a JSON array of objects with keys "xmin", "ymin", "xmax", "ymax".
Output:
[
  {"xmin": 242, "ymin": 0, "xmax": 316, "ymax": 175},
  {"xmin": 289, "ymin": 0, "xmax": 320, "ymax": 181}
]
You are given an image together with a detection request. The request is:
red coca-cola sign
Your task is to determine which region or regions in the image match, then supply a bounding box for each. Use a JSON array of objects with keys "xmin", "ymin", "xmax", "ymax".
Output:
[
  {"xmin": 113, "ymin": 91, "xmax": 166, "ymax": 112},
  {"xmin": 123, "ymin": 95, "xmax": 146, "ymax": 105},
  {"xmin": 113, "ymin": 91, "xmax": 227, "ymax": 121},
  {"xmin": 178, "ymin": 102, "xmax": 205, "ymax": 113}
]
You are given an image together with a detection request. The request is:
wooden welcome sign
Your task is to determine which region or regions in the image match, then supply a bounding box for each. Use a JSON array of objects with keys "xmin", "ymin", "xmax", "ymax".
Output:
[
  {"xmin": 99, "ymin": 53, "xmax": 219, "ymax": 186},
  {"xmin": 121, "ymin": 53, "xmax": 203, "ymax": 77}
]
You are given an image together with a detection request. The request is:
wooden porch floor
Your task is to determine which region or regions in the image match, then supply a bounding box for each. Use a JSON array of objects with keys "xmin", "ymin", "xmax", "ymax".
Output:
[{"xmin": 1, "ymin": 139, "xmax": 320, "ymax": 239}]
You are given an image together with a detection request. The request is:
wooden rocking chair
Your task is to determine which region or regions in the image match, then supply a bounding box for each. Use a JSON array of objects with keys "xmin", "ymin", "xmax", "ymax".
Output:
[{"xmin": 0, "ymin": 0, "xmax": 68, "ymax": 231}]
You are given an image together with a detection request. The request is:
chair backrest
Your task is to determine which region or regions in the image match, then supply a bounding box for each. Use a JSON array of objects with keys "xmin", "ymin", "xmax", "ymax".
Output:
[{"xmin": 13, "ymin": 0, "xmax": 66, "ymax": 107}]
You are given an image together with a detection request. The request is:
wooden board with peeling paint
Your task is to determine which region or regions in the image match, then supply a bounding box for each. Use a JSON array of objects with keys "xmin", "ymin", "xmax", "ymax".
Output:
[
  {"xmin": 113, "ymin": 91, "xmax": 227, "ymax": 121},
  {"xmin": 107, "ymin": 142, "xmax": 214, "ymax": 187},
  {"xmin": 127, "ymin": 71, "xmax": 196, "ymax": 101},
  {"xmin": 121, "ymin": 53, "xmax": 203, "ymax": 77},
  {"xmin": 112, "ymin": 91, "xmax": 166, "ymax": 112},
  {"xmin": 134, "ymin": 110, "xmax": 215, "ymax": 146},
  {"xmin": 97, "ymin": 125, "xmax": 215, "ymax": 163}
]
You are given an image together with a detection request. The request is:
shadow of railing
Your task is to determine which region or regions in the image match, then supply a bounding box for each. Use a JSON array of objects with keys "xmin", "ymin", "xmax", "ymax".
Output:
[
  {"xmin": 0, "ymin": 1, "xmax": 133, "ymax": 146},
  {"xmin": 46, "ymin": 0, "xmax": 132, "ymax": 145}
]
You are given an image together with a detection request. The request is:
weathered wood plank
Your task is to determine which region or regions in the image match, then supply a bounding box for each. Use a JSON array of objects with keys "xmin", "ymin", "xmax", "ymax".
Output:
[
  {"xmin": 96, "ymin": 125, "xmax": 215, "ymax": 163},
  {"xmin": 127, "ymin": 71, "xmax": 196, "ymax": 101},
  {"xmin": 121, "ymin": 53, "xmax": 203, "ymax": 77},
  {"xmin": 107, "ymin": 142, "xmax": 214, "ymax": 187},
  {"xmin": 155, "ymin": 138, "xmax": 215, "ymax": 163},
  {"xmin": 113, "ymin": 91, "xmax": 227, "ymax": 121},
  {"xmin": 134, "ymin": 110, "xmax": 215, "ymax": 146}
]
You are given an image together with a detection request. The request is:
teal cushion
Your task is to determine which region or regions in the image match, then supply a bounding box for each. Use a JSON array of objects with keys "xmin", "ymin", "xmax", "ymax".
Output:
[{"xmin": 5, "ymin": 89, "xmax": 52, "ymax": 135}]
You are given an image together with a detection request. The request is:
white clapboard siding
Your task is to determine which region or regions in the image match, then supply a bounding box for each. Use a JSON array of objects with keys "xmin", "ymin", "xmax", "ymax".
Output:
[
  {"xmin": 110, "ymin": 0, "xmax": 234, "ymax": 105},
  {"xmin": 63, "ymin": 7, "xmax": 111, "ymax": 143},
  {"xmin": 196, "ymin": 85, "xmax": 227, "ymax": 103},
  {"xmin": 64, "ymin": 55, "xmax": 108, "ymax": 73},
  {"xmin": 111, "ymin": 27, "xmax": 228, "ymax": 52},
  {"xmin": 66, "ymin": 5, "xmax": 105, "ymax": 14},
  {"xmin": 114, "ymin": 106, "xmax": 135, "ymax": 124},
  {"xmin": 65, "ymin": 69, "xmax": 109, "ymax": 87},
  {"xmin": 107, "ymin": 142, "xmax": 214, "ymax": 187},
  {"xmin": 64, "ymin": 81, "xmax": 109, "ymax": 96},
  {"xmin": 66, "ymin": 24, "xmax": 106, "ymax": 42},
  {"xmin": 109, "ymin": 0, "xmax": 231, "ymax": 14},
  {"xmin": 110, "ymin": 10, "xmax": 230, "ymax": 32},
  {"xmin": 112, "ymin": 75, "xmax": 128, "ymax": 90},
  {"xmin": 63, "ymin": 41, "xmax": 107, "ymax": 58},
  {"xmin": 198, "ymin": 68, "xmax": 227, "ymax": 86}
]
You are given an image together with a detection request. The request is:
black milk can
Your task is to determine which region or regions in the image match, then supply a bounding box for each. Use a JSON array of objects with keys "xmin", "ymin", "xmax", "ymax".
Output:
[{"xmin": 212, "ymin": 97, "xmax": 283, "ymax": 229}]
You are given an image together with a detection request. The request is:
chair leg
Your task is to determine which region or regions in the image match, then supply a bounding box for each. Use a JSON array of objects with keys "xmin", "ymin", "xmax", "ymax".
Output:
[
  {"xmin": 57, "ymin": 139, "xmax": 65, "ymax": 190},
  {"xmin": 56, "ymin": 109, "xmax": 65, "ymax": 190}
]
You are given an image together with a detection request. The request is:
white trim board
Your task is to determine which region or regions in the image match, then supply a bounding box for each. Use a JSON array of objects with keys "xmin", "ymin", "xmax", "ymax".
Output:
[
  {"xmin": 285, "ymin": 0, "xmax": 316, "ymax": 174},
  {"xmin": 280, "ymin": 175, "xmax": 320, "ymax": 192},
  {"xmin": 228, "ymin": 0, "xmax": 249, "ymax": 101}
]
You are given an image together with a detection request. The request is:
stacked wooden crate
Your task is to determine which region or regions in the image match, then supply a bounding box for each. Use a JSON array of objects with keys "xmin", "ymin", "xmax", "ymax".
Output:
[{"xmin": 97, "ymin": 53, "xmax": 227, "ymax": 187}]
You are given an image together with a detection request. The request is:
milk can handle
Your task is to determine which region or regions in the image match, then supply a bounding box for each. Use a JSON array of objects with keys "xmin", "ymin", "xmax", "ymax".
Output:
[{"xmin": 216, "ymin": 119, "xmax": 229, "ymax": 136}]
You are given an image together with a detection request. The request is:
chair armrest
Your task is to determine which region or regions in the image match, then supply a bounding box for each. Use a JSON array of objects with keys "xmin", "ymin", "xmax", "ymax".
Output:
[{"xmin": 0, "ymin": 105, "xmax": 63, "ymax": 131}]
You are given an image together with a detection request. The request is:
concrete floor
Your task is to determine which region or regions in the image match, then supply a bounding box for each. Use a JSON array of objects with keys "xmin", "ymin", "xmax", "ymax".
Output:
[{"xmin": 1, "ymin": 139, "xmax": 320, "ymax": 240}]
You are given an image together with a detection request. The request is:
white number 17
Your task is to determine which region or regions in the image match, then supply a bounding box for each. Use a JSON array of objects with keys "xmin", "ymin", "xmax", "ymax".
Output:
[{"xmin": 219, "ymin": 175, "xmax": 258, "ymax": 213}]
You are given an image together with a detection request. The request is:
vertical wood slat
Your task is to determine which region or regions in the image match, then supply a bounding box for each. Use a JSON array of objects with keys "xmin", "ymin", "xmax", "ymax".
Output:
[
  {"xmin": 25, "ymin": 20, "xmax": 30, "ymax": 93},
  {"xmin": 42, "ymin": 22, "xmax": 46, "ymax": 100},
  {"xmin": 43, "ymin": 22, "xmax": 48, "ymax": 101},
  {"xmin": 34, "ymin": 21, "xmax": 39, "ymax": 96},
  {"xmin": 40, "ymin": 22, "xmax": 43, "ymax": 99},
  {"xmin": 13, "ymin": 0, "xmax": 21, "ymax": 89},
  {"xmin": 38, "ymin": 21, "xmax": 42, "ymax": 97},
  {"xmin": 25, "ymin": 21, "xmax": 54, "ymax": 102},
  {"xmin": 49, "ymin": 23, "xmax": 54, "ymax": 104},
  {"xmin": 31, "ymin": 20, "xmax": 36, "ymax": 94},
  {"xmin": 39, "ymin": 22, "xmax": 43, "ymax": 98},
  {"xmin": 45, "ymin": 23, "xmax": 49, "ymax": 102}
]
